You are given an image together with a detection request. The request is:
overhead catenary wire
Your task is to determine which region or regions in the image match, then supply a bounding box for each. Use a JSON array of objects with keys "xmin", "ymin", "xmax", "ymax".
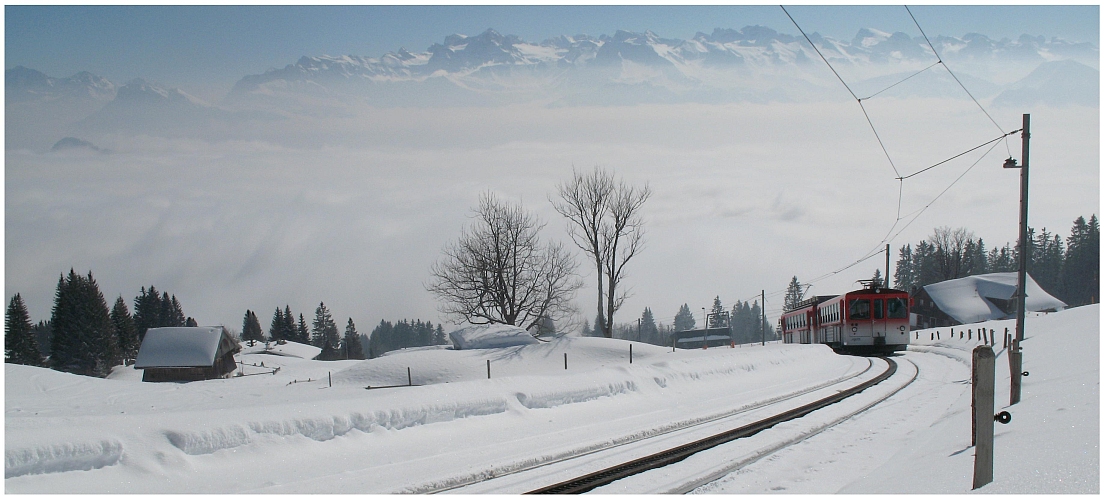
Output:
[{"xmin": 747, "ymin": 6, "xmax": 1018, "ymax": 311}]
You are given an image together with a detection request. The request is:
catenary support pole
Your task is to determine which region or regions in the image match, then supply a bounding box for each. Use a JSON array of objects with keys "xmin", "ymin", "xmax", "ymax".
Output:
[
  {"xmin": 1010, "ymin": 113, "xmax": 1030, "ymax": 405},
  {"xmin": 885, "ymin": 244, "xmax": 890, "ymax": 288}
]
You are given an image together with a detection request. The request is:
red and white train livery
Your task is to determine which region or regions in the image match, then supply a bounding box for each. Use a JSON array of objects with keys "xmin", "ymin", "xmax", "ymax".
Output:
[{"xmin": 780, "ymin": 283, "xmax": 910, "ymax": 354}]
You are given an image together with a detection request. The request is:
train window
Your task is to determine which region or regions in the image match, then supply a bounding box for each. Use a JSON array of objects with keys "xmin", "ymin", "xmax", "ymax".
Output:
[
  {"xmin": 848, "ymin": 299, "xmax": 870, "ymax": 320},
  {"xmin": 887, "ymin": 297, "xmax": 908, "ymax": 318},
  {"xmin": 873, "ymin": 299, "xmax": 884, "ymax": 319}
]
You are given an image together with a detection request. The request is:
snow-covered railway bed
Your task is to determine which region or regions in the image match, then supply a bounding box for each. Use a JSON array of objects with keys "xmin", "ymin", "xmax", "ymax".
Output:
[
  {"xmin": 685, "ymin": 349, "xmax": 971, "ymax": 493},
  {"xmin": 436, "ymin": 357, "xmax": 895, "ymax": 494},
  {"xmin": 587, "ymin": 356, "xmax": 918, "ymax": 494}
]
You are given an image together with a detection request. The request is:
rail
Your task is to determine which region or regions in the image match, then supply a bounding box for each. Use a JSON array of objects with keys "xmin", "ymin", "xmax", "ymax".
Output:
[{"xmin": 526, "ymin": 357, "xmax": 899, "ymax": 494}]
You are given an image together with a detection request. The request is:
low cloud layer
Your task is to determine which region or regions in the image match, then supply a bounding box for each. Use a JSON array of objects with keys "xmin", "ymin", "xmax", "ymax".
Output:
[{"xmin": 6, "ymin": 99, "xmax": 1098, "ymax": 332}]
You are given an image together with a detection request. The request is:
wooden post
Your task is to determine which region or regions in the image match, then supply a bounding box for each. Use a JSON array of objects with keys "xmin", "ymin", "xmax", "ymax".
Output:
[
  {"xmin": 487, "ymin": 359, "xmax": 491, "ymax": 379},
  {"xmin": 328, "ymin": 371, "xmax": 332, "ymax": 387},
  {"xmin": 972, "ymin": 345, "xmax": 996, "ymax": 489},
  {"xmin": 1009, "ymin": 338, "xmax": 1022, "ymax": 405},
  {"xmin": 408, "ymin": 367, "xmax": 412, "ymax": 386},
  {"xmin": 629, "ymin": 344, "xmax": 633, "ymax": 364},
  {"xmin": 564, "ymin": 352, "xmax": 568, "ymax": 370}
]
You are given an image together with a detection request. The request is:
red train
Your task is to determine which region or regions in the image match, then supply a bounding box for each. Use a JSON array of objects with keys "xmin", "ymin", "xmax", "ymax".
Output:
[{"xmin": 780, "ymin": 282, "xmax": 910, "ymax": 354}]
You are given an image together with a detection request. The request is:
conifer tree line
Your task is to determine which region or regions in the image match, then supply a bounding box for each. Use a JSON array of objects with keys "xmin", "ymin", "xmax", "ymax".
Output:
[
  {"xmin": 4, "ymin": 270, "xmax": 194, "ymax": 377},
  {"xmin": 894, "ymin": 217, "xmax": 1099, "ymax": 306},
  {"xmin": 590, "ymin": 297, "xmax": 777, "ymax": 348},
  {"xmin": 249, "ymin": 303, "xmax": 367, "ymax": 360},
  {"xmin": 366, "ymin": 319, "xmax": 447, "ymax": 359}
]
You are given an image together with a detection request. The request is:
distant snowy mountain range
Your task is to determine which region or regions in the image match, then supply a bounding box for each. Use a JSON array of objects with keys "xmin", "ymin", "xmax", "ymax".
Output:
[{"xmin": 5, "ymin": 26, "xmax": 1098, "ymax": 150}]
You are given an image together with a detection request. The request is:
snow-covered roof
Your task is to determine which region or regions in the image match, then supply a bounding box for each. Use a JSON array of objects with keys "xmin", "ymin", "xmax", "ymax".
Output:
[
  {"xmin": 134, "ymin": 327, "xmax": 238, "ymax": 368},
  {"xmin": 240, "ymin": 341, "xmax": 322, "ymax": 359},
  {"xmin": 448, "ymin": 324, "xmax": 540, "ymax": 350},
  {"xmin": 922, "ymin": 272, "xmax": 1066, "ymax": 324}
]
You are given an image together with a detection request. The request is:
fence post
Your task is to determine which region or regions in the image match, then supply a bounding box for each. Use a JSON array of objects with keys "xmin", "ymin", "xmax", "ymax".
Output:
[
  {"xmin": 408, "ymin": 367, "xmax": 412, "ymax": 386},
  {"xmin": 972, "ymin": 345, "xmax": 996, "ymax": 489},
  {"xmin": 328, "ymin": 371, "xmax": 332, "ymax": 387},
  {"xmin": 487, "ymin": 359, "xmax": 491, "ymax": 379},
  {"xmin": 1009, "ymin": 338, "xmax": 1022, "ymax": 405},
  {"xmin": 629, "ymin": 344, "xmax": 633, "ymax": 364},
  {"xmin": 564, "ymin": 352, "xmax": 568, "ymax": 370}
]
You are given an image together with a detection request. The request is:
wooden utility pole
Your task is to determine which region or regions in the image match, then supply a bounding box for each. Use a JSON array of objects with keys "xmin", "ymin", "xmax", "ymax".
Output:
[
  {"xmin": 761, "ymin": 290, "xmax": 766, "ymax": 346},
  {"xmin": 1004, "ymin": 113, "xmax": 1030, "ymax": 405}
]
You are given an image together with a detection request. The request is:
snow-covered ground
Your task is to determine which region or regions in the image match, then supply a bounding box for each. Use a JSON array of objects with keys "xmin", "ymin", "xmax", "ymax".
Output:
[{"xmin": 5, "ymin": 305, "xmax": 1098, "ymax": 493}]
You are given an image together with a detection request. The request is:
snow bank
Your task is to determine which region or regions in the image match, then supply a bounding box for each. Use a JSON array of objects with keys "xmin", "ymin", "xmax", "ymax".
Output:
[
  {"xmin": 448, "ymin": 324, "xmax": 539, "ymax": 350},
  {"xmin": 5, "ymin": 440, "xmax": 123, "ymax": 478}
]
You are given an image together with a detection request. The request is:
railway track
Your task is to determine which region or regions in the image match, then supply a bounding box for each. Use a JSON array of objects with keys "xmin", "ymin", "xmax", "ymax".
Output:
[
  {"xmin": 416, "ymin": 357, "xmax": 877, "ymax": 494},
  {"xmin": 427, "ymin": 356, "xmax": 910, "ymax": 495},
  {"xmin": 526, "ymin": 356, "xmax": 908, "ymax": 494}
]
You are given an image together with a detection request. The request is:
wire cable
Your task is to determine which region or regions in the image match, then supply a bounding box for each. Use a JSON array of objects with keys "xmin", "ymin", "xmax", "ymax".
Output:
[{"xmin": 898, "ymin": 129, "xmax": 1021, "ymax": 180}]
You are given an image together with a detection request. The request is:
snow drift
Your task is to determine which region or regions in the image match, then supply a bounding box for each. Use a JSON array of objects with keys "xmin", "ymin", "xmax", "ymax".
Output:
[{"xmin": 448, "ymin": 324, "xmax": 539, "ymax": 350}]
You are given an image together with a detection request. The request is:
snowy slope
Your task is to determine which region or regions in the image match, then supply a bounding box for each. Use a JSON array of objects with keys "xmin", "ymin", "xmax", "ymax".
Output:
[{"xmin": 5, "ymin": 305, "xmax": 1097, "ymax": 492}]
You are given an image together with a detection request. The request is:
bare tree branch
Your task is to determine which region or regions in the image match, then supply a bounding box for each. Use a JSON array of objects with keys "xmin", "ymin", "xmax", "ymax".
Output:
[
  {"xmin": 428, "ymin": 192, "xmax": 582, "ymax": 333},
  {"xmin": 551, "ymin": 167, "xmax": 650, "ymax": 338}
]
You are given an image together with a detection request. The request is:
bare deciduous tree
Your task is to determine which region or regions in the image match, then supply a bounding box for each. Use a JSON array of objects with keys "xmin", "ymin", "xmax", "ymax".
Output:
[
  {"xmin": 552, "ymin": 167, "xmax": 651, "ymax": 338},
  {"xmin": 427, "ymin": 193, "xmax": 582, "ymax": 332},
  {"xmin": 929, "ymin": 226, "xmax": 974, "ymax": 280}
]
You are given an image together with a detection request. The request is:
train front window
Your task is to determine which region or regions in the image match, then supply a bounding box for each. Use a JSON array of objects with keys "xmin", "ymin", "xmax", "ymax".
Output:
[
  {"xmin": 873, "ymin": 299, "xmax": 884, "ymax": 319},
  {"xmin": 848, "ymin": 299, "xmax": 870, "ymax": 320},
  {"xmin": 887, "ymin": 297, "xmax": 908, "ymax": 318}
]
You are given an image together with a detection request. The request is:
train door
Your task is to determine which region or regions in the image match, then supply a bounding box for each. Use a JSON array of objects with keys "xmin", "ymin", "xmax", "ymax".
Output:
[{"xmin": 871, "ymin": 298, "xmax": 887, "ymax": 347}]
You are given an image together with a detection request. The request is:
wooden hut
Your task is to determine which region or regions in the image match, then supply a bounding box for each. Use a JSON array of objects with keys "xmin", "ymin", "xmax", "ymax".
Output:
[{"xmin": 134, "ymin": 326, "xmax": 241, "ymax": 382}]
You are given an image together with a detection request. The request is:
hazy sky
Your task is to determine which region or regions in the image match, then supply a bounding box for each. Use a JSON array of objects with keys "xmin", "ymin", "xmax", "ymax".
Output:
[{"xmin": 6, "ymin": 5, "xmax": 1100, "ymax": 97}]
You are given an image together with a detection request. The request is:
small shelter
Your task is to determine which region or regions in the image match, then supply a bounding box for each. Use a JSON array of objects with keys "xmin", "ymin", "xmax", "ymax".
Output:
[
  {"xmin": 134, "ymin": 326, "xmax": 241, "ymax": 382},
  {"xmin": 911, "ymin": 272, "xmax": 1066, "ymax": 328},
  {"xmin": 671, "ymin": 327, "xmax": 732, "ymax": 349}
]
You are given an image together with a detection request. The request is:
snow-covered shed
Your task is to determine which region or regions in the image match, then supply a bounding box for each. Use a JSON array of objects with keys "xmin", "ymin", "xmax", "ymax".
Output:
[
  {"xmin": 448, "ymin": 324, "xmax": 540, "ymax": 350},
  {"xmin": 134, "ymin": 326, "xmax": 241, "ymax": 382},
  {"xmin": 912, "ymin": 272, "xmax": 1066, "ymax": 327}
]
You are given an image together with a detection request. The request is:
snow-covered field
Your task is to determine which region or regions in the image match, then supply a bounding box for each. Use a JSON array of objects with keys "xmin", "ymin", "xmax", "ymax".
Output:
[{"xmin": 5, "ymin": 305, "xmax": 1098, "ymax": 493}]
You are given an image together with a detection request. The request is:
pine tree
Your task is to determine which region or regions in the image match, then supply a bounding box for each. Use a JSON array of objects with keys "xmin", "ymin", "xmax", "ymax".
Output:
[
  {"xmin": 640, "ymin": 307, "xmax": 659, "ymax": 344},
  {"xmin": 296, "ymin": 314, "xmax": 310, "ymax": 344},
  {"xmin": 1061, "ymin": 215, "xmax": 1100, "ymax": 306},
  {"xmin": 784, "ymin": 276, "xmax": 805, "ymax": 311},
  {"xmin": 133, "ymin": 286, "xmax": 159, "ymax": 342},
  {"xmin": 282, "ymin": 305, "xmax": 296, "ymax": 344},
  {"xmin": 433, "ymin": 324, "xmax": 447, "ymax": 345},
  {"xmin": 311, "ymin": 302, "xmax": 340, "ymax": 349},
  {"xmin": 368, "ymin": 320, "xmax": 392, "ymax": 358},
  {"xmin": 133, "ymin": 287, "xmax": 188, "ymax": 342},
  {"xmin": 344, "ymin": 318, "xmax": 365, "ymax": 360},
  {"xmin": 50, "ymin": 270, "xmax": 119, "ymax": 377},
  {"xmin": 241, "ymin": 310, "xmax": 264, "ymax": 346},
  {"xmin": 871, "ymin": 269, "xmax": 883, "ymax": 288},
  {"xmin": 749, "ymin": 300, "xmax": 763, "ymax": 343},
  {"xmin": 895, "ymin": 244, "xmax": 914, "ymax": 291},
  {"xmin": 673, "ymin": 304, "xmax": 696, "ymax": 332},
  {"xmin": 6, "ymin": 293, "xmax": 44, "ymax": 366},
  {"xmin": 269, "ymin": 307, "xmax": 284, "ymax": 343},
  {"xmin": 111, "ymin": 296, "xmax": 139, "ymax": 363},
  {"xmin": 708, "ymin": 296, "xmax": 725, "ymax": 328}
]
